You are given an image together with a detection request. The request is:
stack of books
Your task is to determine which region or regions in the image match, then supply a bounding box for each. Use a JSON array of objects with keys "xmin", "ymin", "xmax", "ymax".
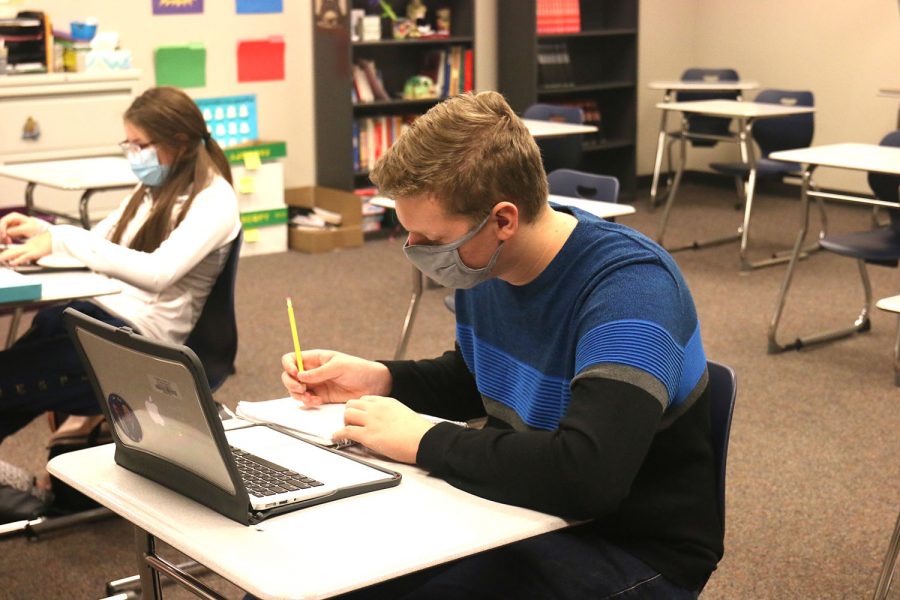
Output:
[
  {"xmin": 422, "ymin": 45, "xmax": 473, "ymax": 98},
  {"xmin": 352, "ymin": 115, "xmax": 416, "ymax": 173},
  {"xmin": 536, "ymin": 0, "xmax": 581, "ymax": 34},
  {"xmin": 536, "ymin": 42, "xmax": 574, "ymax": 88}
]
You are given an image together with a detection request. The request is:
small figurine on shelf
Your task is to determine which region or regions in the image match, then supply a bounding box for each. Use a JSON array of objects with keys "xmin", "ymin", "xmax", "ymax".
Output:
[
  {"xmin": 403, "ymin": 75, "xmax": 436, "ymax": 100},
  {"xmin": 436, "ymin": 7, "xmax": 451, "ymax": 35}
]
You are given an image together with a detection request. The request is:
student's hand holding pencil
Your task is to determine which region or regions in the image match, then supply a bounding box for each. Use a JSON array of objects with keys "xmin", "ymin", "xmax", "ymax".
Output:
[{"xmin": 281, "ymin": 349, "xmax": 392, "ymax": 406}]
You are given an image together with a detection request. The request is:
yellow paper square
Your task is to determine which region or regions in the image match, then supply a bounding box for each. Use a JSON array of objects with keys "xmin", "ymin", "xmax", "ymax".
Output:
[
  {"xmin": 243, "ymin": 151, "xmax": 262, "ymax": 171},
  {"xmin": 243, "ymin": 227, "xmax": 260, "ymax": 243},
  {"xmin": 238, "ymin": 174, "xmax": 256, "ymax": 194}
]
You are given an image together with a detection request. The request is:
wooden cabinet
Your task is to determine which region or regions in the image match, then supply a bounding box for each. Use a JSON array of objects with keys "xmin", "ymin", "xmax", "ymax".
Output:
[
  {"xmin": 497, "ymin": 0, "xmax": 638, "ymax": 199},
  {"xmin": 313, "ymin": 0, "xmax": 474, "ymax": 191}
]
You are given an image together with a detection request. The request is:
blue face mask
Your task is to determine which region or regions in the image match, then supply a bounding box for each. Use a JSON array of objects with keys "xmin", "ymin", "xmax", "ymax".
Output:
[
  {"xmin": 127, "ymin": 146, "xmax": 170, "ymax": 187},
  {"xmin": 403, "ymin": 213, "xmax": 503, "ymax": 289}
]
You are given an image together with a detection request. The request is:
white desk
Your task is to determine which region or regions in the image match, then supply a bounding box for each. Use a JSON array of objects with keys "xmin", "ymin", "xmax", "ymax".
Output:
[
  {"xmin": 647, "ymin": 80, "xmax": 759, "ymax": 209},
  {"xmin": 49, "ymin": 443, "xmax": 570, "ymax": 599},
  {"xmin": 1, "ymin": 269, "xmax": 122, "ymax": 348},
  {"xmin": 521, "ymin": 118, "xmax": 598, "ymax": 138},
  {"xmin": 766, "ymin": 144, "xmax": 900, "ymax": 363},
  {"xmin": 652, "ymin": 99, "xmax": 816, "ymax": 270},
  {"xmin": 0, "ymin": 156, "xmax": 137, "ymax": 229},
  {"xmin": 372, "ymin": 195, "xmax": 636, "ymax": 359}
]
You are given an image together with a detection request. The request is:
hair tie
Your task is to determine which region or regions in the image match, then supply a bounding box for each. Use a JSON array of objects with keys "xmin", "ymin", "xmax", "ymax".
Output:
[{"xmin": 202, "ymin": 132, "xmax": 211, "ymax": 142}]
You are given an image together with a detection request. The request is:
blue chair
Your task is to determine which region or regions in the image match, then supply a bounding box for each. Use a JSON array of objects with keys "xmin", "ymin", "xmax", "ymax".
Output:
[
  {"xmin": 547, "ymin": 168, "xmax": 619, "ymax": 203},
  {"xmin": 524, "ymin": 103, "xmax": 585, "ymax": 173},
  {"xmin": 769, "ymin": 131, "xmax": 900, "ymax": 359},
  {"xmin": 707, "ymin": 361, "xmax": 737, "ymax": 535}
]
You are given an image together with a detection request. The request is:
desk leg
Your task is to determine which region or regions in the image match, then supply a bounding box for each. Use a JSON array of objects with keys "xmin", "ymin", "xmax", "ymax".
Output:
[
  {"xmin": 654, "ymin": 118, "xmax": 687, "ymax": 245},
  {"xmin": 649, "ymin": 108, "xmax": 671, "ymax": 210},
  {"xmin": 873, "ymin": 509, "xmax": 900, "ymax": 600},
  {"xmin": 79, "ymin": 189, "xmax": 97, "ymax": 230},
  {"xmin": 135, "ymin": 527, "xmax": 164, "ymax": 600},
  {"xmin": 24, "ymin": 182, "xmax": 37, "ymax": 216},
  {"xmin": 394, "ymin": 268, "xmax": 424, "ymax": 360}
]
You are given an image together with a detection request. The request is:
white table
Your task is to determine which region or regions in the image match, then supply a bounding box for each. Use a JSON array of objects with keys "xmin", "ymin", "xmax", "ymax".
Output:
[
  {"xmin": 1, "ymin": 269, "xmax": 122, "ymax": 348},
  {"xmin": 48, "ymin": 443, "xmax": 570, "ymax": 599},
  {"xmin": 766, "ymin": 144, "xmax": 900, "ymax": 359},
  {"xmin": 521, "ymin": 118, "xmax": 598, "ymax": 138},
  {"xmin": 372, "ymin": 195, "xmax": 636, "ymax": 359},
  {"xmin": 652, "ymin": 99, "xmax": 816, "ymax": 270},
  {"xmin": 0, "ymin": 156, "xmax": 137, "ymax": 229},
  {"xmin": 647, "ymin": 80, "xmax": 759, "ymax": 209}
]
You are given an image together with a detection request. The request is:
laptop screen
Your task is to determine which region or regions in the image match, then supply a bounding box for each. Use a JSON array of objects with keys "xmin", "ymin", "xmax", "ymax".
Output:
[{"xmin": 74, "ymin": 327, "xmax": 237, "ymax": 495}]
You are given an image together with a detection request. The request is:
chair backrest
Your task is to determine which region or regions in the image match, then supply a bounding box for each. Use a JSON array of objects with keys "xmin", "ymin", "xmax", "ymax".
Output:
[
  {"xmin": 868, "ymin": 130, "xmax": 900, "ymax": 231},
  {"xmin": 706, "ymin": 360, "xmax": 736, "ymax": 534},
  {"xmin": 523, "ymin": 103, "xmax": 585, "ymax": 173},
  {"xmin": 185, "ymin": 230, "xmax": 242, "ymax": 392},
  {"xmin": 677, "ymin": 68, "xmax": 740, "ymax": 147},
  {"xmin": 752, "ymin": 89, "xmax": 815, "ymax": 157},
  {"xmin": 547, "ymin": 168, "xmax": 620, "ymax": 203}
]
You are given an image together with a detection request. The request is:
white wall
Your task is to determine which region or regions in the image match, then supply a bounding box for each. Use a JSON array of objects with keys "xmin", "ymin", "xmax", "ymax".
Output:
[
  {"xmin": 637, "ymin": 0, "xmax": 900, "ymax": 192},
  {"xmin": 20, "ymin": 1, "xmax": 314, "ymax": 188}
]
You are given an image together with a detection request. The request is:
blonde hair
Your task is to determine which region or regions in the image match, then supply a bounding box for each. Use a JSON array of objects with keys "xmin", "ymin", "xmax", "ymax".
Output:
[{"xmin": 370, "ymin": 91, "xmax": 547, "ymax": 223}]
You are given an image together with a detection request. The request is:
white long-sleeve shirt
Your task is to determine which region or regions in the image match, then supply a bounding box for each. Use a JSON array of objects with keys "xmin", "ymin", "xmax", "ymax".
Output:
[{"xmin": 49, "ymin": 175, "xmax": 241, "ymax": 343}]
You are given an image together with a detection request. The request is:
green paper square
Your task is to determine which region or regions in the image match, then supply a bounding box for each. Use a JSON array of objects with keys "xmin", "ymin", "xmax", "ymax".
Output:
[{"xmin": 155, "ymin": 43, "xmax": 206, "ymax": 88}]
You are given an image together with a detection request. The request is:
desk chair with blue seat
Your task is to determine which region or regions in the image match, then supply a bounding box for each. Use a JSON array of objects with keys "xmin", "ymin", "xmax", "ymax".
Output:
[
  {"xmin": 1, "ymin": 232, "xmax": 244, "ymax": 539},
  {"xmin": 650, "ymin": 68, "xmax": 740, "ymax": 209},
  {"xmin": 769, "ymin": 131, "xmax": 900, "ymax": 366},
  {"xmin": 524, "ymin": 103, "xmax": 585, "ymax": 174}
]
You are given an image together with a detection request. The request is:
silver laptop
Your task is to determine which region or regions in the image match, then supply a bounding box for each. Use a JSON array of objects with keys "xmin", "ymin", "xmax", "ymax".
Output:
[{"xmin": 64, "ymin": 308, "xmax": 400, "ymax": 525}]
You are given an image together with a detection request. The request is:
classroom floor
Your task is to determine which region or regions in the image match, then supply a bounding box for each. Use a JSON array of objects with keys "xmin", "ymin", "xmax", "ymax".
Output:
[{"xmin": 1, "ymin": 180, "xmax": 898, "ymax": 599}]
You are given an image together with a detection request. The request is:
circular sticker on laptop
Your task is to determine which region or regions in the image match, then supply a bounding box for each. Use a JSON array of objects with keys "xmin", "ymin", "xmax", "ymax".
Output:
[{"xmin": 108, "ymin": 393, "xmax": 143, "ymax": 443}]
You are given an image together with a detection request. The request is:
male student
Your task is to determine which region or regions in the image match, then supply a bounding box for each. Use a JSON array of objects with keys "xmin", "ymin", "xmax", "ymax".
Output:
[{"xmin": 281, "ymin": 91, "xmax": 723, "ymax": 598}]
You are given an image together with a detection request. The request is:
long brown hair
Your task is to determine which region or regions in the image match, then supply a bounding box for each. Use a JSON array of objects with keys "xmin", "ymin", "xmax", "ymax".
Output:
[{"xmin": 110, "ymin": 86, "xmax": 233, "ymax": 252}]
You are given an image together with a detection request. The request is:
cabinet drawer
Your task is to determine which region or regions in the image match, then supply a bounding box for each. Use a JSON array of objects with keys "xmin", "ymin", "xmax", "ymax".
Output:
[{"xmin": 1, "ymin": 91, "xmax": 132, "ymax": 159}]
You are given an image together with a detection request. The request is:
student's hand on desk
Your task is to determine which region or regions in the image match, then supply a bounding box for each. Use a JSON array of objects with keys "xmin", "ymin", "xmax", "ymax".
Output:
[
  {"xmin": 0, "ymin": 232, "xmax": 51, "ymax": 266},
  {"xmin": 281, "ymin": 349, "xmax": 392, "ymax": 407},
  {"xmin": 336, "ymin": 396, "xmax": 434, "ymax": 464},
  {"xmin": 0, "ymin": 212, "xmax": 45, "ymax": 244}
]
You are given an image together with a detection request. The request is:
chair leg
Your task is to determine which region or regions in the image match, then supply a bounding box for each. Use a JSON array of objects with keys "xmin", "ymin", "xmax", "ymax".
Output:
[
  {"xmin": 893, "ymin": 317, "xmax": 900, "ymax": 387},
  {"xmin": 655, "ymin": 133, "xmax": 687, "ymax": 246}
]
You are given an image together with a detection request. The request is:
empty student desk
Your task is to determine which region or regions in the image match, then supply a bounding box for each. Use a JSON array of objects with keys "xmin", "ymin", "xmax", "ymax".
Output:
[
  {"xmin": 48, "ymin": 443, "xmax": 570, "ymax": 599},
  {"xmin": 372, "ymin": 195, "xmax": 636, "ymax": 360},
  {"xmin": 647, "ymin": 79, "xmax": 759, "ymax": 209},
  {"xmin": 766, "ymin": 143, "xmax": 900, "ymax": 357},
  {"xmin": 520, "ymin": 118, "xmax": 598, "ymax": 138},
  {"xmin": 0, "ymin": 156, "xmax": 137, "ymax": 229},
  {"xmin": 652, "ymin": 99, "xmax": 815, "ymax": 270}
]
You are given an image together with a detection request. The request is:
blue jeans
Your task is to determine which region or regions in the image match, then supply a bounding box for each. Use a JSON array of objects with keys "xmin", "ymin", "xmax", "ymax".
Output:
[
  {"xmin": 0, "ymin": 301, "xmax": 129, "ymax": 444},
  {"xmin": 331, "ymin": 524, "xmax": 698, "ymax": 600}
]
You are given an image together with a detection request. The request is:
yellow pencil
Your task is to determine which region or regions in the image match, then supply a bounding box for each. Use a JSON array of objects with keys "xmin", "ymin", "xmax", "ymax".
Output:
[{"xmin": 286, "ymin": 297, "xmax": 304, "ymax": 371}]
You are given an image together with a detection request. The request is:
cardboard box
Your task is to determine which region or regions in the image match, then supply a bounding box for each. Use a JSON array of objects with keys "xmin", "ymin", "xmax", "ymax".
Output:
[{"xmin": 286, "ymin": 187, "xmax": 363, "ymax": 253}]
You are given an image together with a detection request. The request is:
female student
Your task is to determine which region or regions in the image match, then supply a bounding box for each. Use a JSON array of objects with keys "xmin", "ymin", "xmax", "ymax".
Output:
[{"xmin": 0, "ymin": 86, "xmax": 242, "ymax": 444}]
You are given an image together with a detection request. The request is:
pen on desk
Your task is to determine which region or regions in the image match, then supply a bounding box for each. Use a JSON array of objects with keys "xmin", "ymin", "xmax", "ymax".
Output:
[{"xmin": 286, "ymin": 297, "xmax": 304, "ymax": 372}]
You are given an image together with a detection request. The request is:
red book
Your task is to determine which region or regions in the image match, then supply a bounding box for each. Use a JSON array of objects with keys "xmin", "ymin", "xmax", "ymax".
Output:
[{"xmin": 463, "ymin": 49, "xmax": 474, "ymax": 92}]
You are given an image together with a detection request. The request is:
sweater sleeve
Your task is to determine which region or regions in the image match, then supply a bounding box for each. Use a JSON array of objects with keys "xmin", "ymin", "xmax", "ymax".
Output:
[
  {"xmin": 49, "ymin": 178, "xmax": 238, "ymax": 293},
  {"xmin": 415, "ymin": 374, "xmax": 663, "ymax": 519},
  {"xmin": 379, "ymin": 346, "xmax": 485, "ymax": 422}
]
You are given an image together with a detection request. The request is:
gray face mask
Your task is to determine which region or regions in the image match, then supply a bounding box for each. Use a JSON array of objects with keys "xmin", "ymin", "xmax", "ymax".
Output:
[{"xmin": 403, "ymin": 213, "xmax": 503, "ymax": 289}]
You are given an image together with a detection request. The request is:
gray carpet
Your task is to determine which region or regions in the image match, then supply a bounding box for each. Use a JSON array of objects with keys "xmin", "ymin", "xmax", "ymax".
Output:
[{"xmin": 1, "ymin": 181, "xmax": 898, "ymax": 599}]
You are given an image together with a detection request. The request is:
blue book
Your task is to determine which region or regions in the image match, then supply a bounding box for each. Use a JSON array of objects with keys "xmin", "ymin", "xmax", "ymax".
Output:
[{"xmin": 0, "ymin": 269, "xmax": 42, "ymax": 303}]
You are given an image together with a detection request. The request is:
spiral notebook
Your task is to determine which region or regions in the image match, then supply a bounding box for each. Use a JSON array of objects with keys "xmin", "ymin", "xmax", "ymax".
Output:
[{"xmin": 63, "ymin": 308, "xmax": 400, "ymax": 525}]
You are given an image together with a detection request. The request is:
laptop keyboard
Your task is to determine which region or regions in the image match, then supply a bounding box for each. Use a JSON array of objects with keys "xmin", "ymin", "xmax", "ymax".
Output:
[{"xmin": 230, "ymin": 446, "xmax": 324, "ymax": 498}]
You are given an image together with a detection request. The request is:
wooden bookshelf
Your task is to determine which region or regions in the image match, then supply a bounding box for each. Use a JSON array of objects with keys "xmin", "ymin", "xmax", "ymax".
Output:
[
  {"xmin": 497, "ymin": 0, "xmax": 639, "ymax": 199},
  {"xmin": 313, "ymin": 0, "xmax": 475, "ymax": 191}
]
